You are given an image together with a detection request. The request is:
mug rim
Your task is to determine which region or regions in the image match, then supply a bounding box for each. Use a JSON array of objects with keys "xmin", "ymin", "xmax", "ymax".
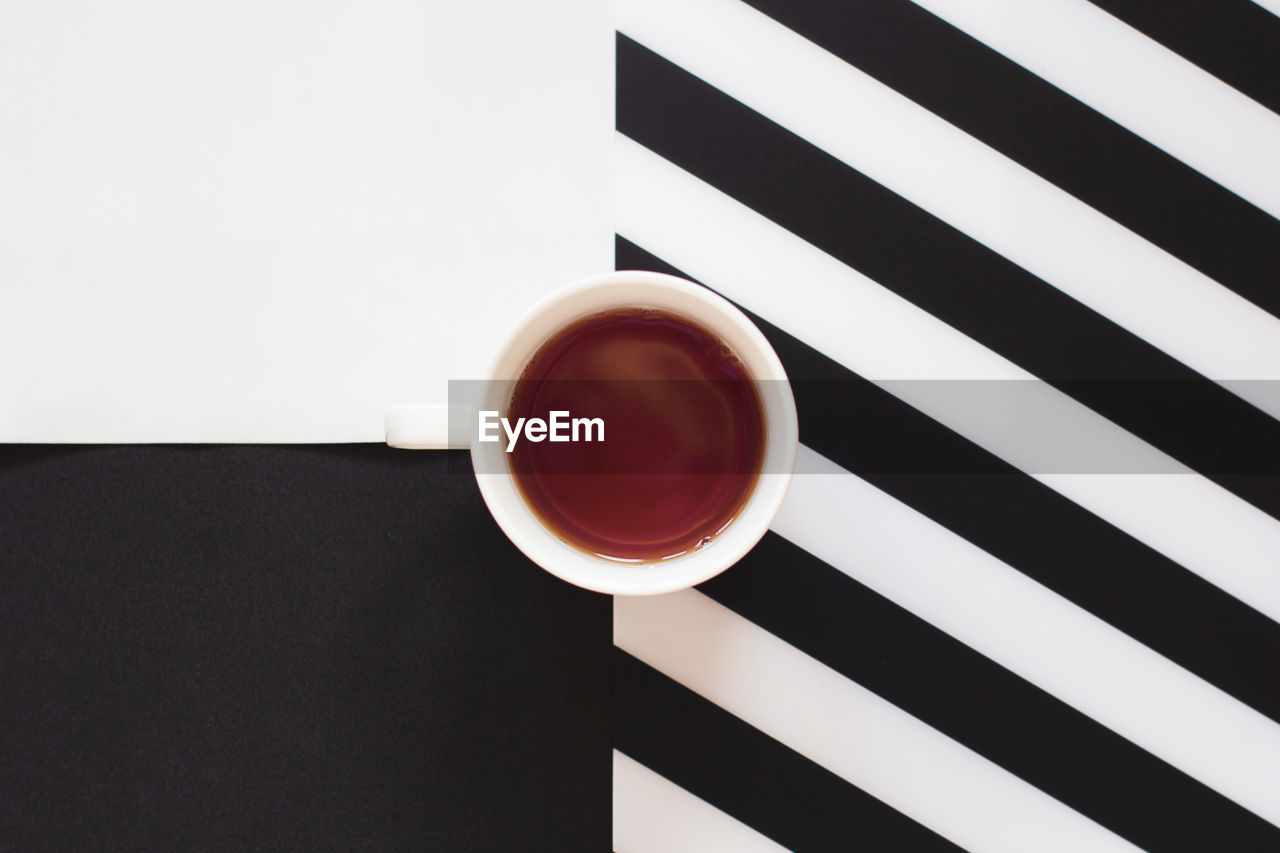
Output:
[{"xmin": 471, "ymin": 270, "xmax": 798, "ymax": 596}]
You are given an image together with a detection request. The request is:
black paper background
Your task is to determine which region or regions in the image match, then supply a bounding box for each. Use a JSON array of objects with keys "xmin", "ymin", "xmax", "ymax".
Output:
[{"xmin": 0, "ymin": 445, "xmax": 610, "ymax": 851}]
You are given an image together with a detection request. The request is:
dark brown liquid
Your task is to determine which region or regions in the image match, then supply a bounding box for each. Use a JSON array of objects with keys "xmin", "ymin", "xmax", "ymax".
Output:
[{"xmin": 508, "ymin": 308, "xmax": 765, "ymax": 563}]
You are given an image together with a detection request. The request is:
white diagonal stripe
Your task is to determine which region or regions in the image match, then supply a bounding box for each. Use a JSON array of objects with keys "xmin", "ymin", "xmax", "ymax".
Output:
[
  {"xmin": 616, "ymin": 132, "xmax": 1280, "ymax": 625},
  {"xmin": 906, "ymin": 0, "xmax": 1280, "ymax": 221},
  {"xmin": 617, "ymin": 0, "xmax": 1280, "ymax": 423},
  {"xmin": 775, "ymin": 444, "xmax": 1280, "ymax": 828},
  {"xmin": 615, "ymin": 589, "xmax": 1142, "ymax": 853},
  {"xmin": 612, "ymin": 750, "xmax": 788, "ymax": 853},
  {"xmin": 1254, "ymin": 0, "xmax": 1280, "ymax": 20}
]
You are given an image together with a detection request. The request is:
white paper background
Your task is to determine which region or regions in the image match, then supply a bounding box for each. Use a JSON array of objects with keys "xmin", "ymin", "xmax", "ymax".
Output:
[{"xmin": 0, "ymin": 0, "xmax": 612, "ymax": 442}]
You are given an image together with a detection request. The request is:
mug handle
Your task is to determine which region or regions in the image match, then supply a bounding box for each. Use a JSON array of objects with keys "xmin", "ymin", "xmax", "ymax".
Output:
[{"xmin": 385, "ymin": 403, "xmax": 470, "ymax": 450}]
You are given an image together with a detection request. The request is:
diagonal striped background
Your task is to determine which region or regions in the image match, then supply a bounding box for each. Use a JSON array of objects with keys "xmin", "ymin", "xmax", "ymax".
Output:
[{"xmin": 610, "ymin": 1, "xmax": 1280, "ymax": 850}]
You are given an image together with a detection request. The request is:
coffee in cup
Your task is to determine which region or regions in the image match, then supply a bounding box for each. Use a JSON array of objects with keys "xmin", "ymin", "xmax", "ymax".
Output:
[{"xmin": 505, "ymin": 306, "xmax": 767, "ymax": 563}]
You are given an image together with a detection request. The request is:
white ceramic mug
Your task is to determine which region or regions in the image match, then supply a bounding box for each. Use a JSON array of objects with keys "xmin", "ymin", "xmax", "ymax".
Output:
[{"xmin": 385, "ymin": 270, "xmax": 798, "ymax": 595}]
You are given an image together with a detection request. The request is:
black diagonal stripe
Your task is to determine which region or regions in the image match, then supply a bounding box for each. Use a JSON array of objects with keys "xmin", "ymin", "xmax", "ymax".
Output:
[
  {"xmin": 732, "ymin": 0, "xmax": 1280, "ymax": 321},
  {"xmin": 617, "ymin": 35, "xmax": 1280, "ymax": 524},
  {"xmin": 614, "ymin": 647, "xmax": 964, "ymax": 853},
  {"xmin": 1088, "ymin": 0, "xmax": 1280, "ymax": 117},
  {"xmin": 700, "ymin": 534, "xmax": 1280, "ymax": 852},
  {"xmin": 617, "ymin": 235, "xmax": 1280, "ymax": 730}
]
